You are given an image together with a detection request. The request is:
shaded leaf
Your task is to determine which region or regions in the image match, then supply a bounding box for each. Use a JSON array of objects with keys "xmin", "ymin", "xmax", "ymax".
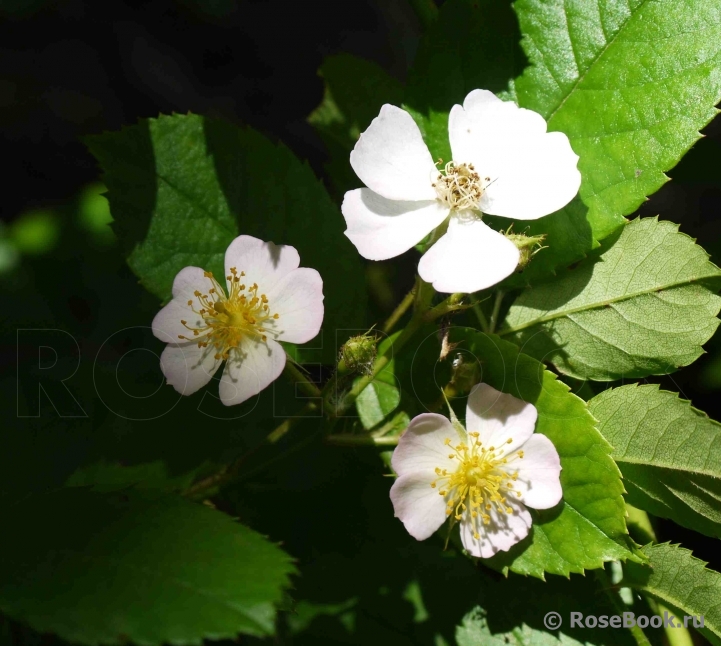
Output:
[
  {"xmin": 0, "ymin": 488, "xmax": 295, "ymax": 645},
  {"xmin": 404, "ymin": 0, "xmax": 523, "ymax": 162},
  {"xmin": 308, "ymin": 54, "xmax": 403, "ymax": 197},
  {"xmin": 65, "ymin": 459, "xmax": 200, "ymax": 493},
  {"xmin": 456, "ymin": 564, "xmax": 649, "ymax": 645}
]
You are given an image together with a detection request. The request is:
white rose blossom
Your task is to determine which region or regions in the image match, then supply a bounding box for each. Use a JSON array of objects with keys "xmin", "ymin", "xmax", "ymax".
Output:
[
  {"xmin": 341, "ymin": 89, "xmax": 581, "ymax": 293},
  {"xmin": 390, "ymin": 383, "xmax": 562, "ymax": 558},
  {"xmin": 152, "ymin": 235, "xmax": 324, "ymax": 406}
]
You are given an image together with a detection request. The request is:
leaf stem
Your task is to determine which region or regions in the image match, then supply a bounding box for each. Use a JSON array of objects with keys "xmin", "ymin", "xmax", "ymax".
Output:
[
  {"xmin": 472, "ymin": 302, "xmax": 490, "ymax": 333},
  {"xmin": 425, "ymin": 292, "xmax": 470, "ymax": 320},
  {"xmin": 383, "ymin": 287, "xmax": 416, "ymax": 333},
  {"xmin": 654, "ymin": 600, "xmax": 695, "ymax": 646},
  {"xmin": 326, "ymin": 434, "xmax": 400, "ymax": 447},
  {"xmin": 488, "ymin": 290, "xmax": 504, "ymax": 334},
  {"xmin": 283, "ymin": 357, "xmax": 322, "ymax": 399},
  {"xmin": 186, "ymin": 278, "xmax": 437, "ymax": 495},
  {"xmin": 183, "ymin": 401, "xmax": 318, "ymax": 498},
  {"xmin": 406, "ymin": 0, "xmax": 438, "ymax": 30},
  {"xmin": 625, "ymin": 508, "xmax": 692, "ymax": 646}
]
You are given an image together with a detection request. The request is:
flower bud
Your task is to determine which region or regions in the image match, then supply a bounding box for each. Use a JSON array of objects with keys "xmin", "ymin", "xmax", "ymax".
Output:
[
  {"xmin": 504, "ymin": 232, "xmax": 547, "ymax": 270},
  {"xmin": 338, "ymin": 332, "xmax": 377, "ymax": 375}
]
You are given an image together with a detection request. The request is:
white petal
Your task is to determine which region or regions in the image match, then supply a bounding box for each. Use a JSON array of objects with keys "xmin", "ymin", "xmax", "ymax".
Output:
[
  {"xmin": 417, "ymin": 216, "xmax": 519, "ymax": 293},
  {"xmin": 224, "ymin": 235, "xmax": 300, "ymax": 293},
  {"xmin": 478, "ymin": 132, "xmax": 581, "ymax": 220},
  {"xmin": 266, "ymin": 268, "xmax": 324, "ymax": 344},
  {"xmin": 449, "ymin": 90, "xmax": 545, "ymax": 164},
  {"xmin": 391, "ymin": 413, "xmax": 458, "ymax": 477},
  {"xmin": 342, "ymin": 189, "xmax": 448, "ymax": 261},
  {"xmin": 171, "ymin": 266, "xmax": 207, "ymax": 299},
  {"xmin": 449, "ymin": 89, "xmax": 580, "ymax": 220},
  {"xmin": 350, "ymin": 104, "xmax": 438, "ymax": 201},
  {"xmin": 465, "ymin": 383, "xmax": 537, "ymax": 457},
  {"xmin": 508, "ymin": 434, "xmax": 562, "ymax": 510},
  {"xmin": 159, "ymin": 342, "xmax": 222, "ymax": 396},
  {"xmin": 390, "ymin": 470, "xmax": 449, "ymax": 540},
  {"xmin": 152, "ymin": 267, "xmax": 209, "ymax": 342},
  {"xmin": 459, "ymin": 499, "xmax": 532, "ymax": 558},
  {"xmin": 218, "ymin": 338, "xmax": 286, "ymax": 406}
]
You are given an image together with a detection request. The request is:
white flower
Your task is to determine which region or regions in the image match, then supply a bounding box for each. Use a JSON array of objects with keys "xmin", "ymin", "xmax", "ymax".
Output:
[
  {"xmin": 341, "ymin": 89, "xmax": 581, "ymax": 293},
  {"xmin": 389, "ymin": 383, "xmax": 562, "ymax": 558},
  {"xmin": 152, "ymin": 235, "xmax": 324, "ymax": 406}
]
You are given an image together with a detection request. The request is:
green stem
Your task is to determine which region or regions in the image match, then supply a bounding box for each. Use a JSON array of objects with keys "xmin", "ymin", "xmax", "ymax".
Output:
[
  {"xmin": 326, "ymin": 434, "xmax": 400, "ymax": 447},
  {"xmin": 595, "ymin": 569, "xmax": 651, "ymax": 646},
  {"xmin": 186, "ymin": 278, "xmax": 437, "ymax": 495},
  {"xmin": 488, "ymin": 290, "xmax": 504, "ymax": 334},
  {"xmin": 407, "ymin": 0, "xmax": 438, "ymax": 29},
  {"xmin": 625, "ymin": 508, "xmax": 692, "ymax": 646},
  {"xmin": 383, "ymin": 288, "xmax": 416, "ymax": 333},
  {"xmin": 425, "ymin": 292, "xmax": 469, "ymax": 321},
  {"xmin": 267, "ymin": 402, "xmax": 319, "ymax": 443},
  {"xmin": 371, "ymin": 411, "xmax": 410, "ymax": 438},
  {"xmin": 656, "ymin": 601, "xmax": 694, "ymax": 646},
  {"xmin": 472, "ymin": 302, "xmax": 490, "ymax": 333},
  {"xmin": 283, "ymin": 357, "xmax": 322, "ymax": 399},
  {"xmin": 239, "ymin": 422, "xmax": 328, "ymax": 483},
  {"xmin": 183, "ymin": 401, "xmax": 318, "ymax": 497}
]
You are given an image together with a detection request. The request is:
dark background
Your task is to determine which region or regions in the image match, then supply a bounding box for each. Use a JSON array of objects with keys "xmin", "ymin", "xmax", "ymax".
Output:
[
  {"xmin": 1, "ymin": 0, "xmax": 720, "ymax": 642},
  {"xmin": 0, "ymin": 0, "xmax": 422, "ymax": 218}
]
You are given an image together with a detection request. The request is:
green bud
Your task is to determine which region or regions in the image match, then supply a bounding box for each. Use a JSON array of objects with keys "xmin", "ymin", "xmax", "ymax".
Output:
[
  {"xmin": 338, "ymin": 332, "xmax": 377, "ymax": 375},
  {"xmin": 504, "ymin": 231, "xmax": 547, "ymax": 269}
]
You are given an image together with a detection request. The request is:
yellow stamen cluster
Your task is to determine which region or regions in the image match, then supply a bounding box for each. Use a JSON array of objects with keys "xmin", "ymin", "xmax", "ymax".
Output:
[
  {"xmin": 177, "ymin": 267, "xmax": 279, "ymax": 360},
  {"xmin": 432, "ymin": 162, "xmax": 489, "ymax": 211},
  {"xmin": 431, "ymin": 432, "xmax": 523, "ymax": 541}
]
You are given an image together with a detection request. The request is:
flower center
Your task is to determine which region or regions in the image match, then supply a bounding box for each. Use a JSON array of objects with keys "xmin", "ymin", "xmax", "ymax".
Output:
[
  {"xmin": 177, "ymin": 267, "xmax": 279, "ymax": 360},
  {"xmin": 432, "ymin": 162, "xmax": 489, "ymax": 211},
  {"xmin": 431, "ymin": 432, "xmax": 523, "ymax": 540}
]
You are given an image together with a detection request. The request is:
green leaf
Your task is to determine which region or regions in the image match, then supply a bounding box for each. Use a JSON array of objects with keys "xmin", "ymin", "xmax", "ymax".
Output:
[
  {"xmin": 86, "ymin": 114, "xmax": 366, "ymax": 362},
  {"xmin": 0, "ymin": 488, "xmax": 294, "ymax": 644},
  {"xmin": 308, "ymin": 54, "xmax": 403, "ymax": 197},
  {"xmin": 354, "ymin": 333, "xmax": 401, "ymax": 429},
  {"xmin": 501, "ymin": 218, "xmax": 721, "ymax": 381},
  {"xmin": 514, "ymin": 0, "xmax": 721, "ymax": 242},
  {"xmin": 589, "ymin": 384, "xmax": 721, "ymax": 539},
  {"xmin": 448, "ymin": 328, "xmax": 637, "ymax": 578},
  {"xmin": 623, "ymin": 543, "xmax": 721, "ymax": 645}
]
